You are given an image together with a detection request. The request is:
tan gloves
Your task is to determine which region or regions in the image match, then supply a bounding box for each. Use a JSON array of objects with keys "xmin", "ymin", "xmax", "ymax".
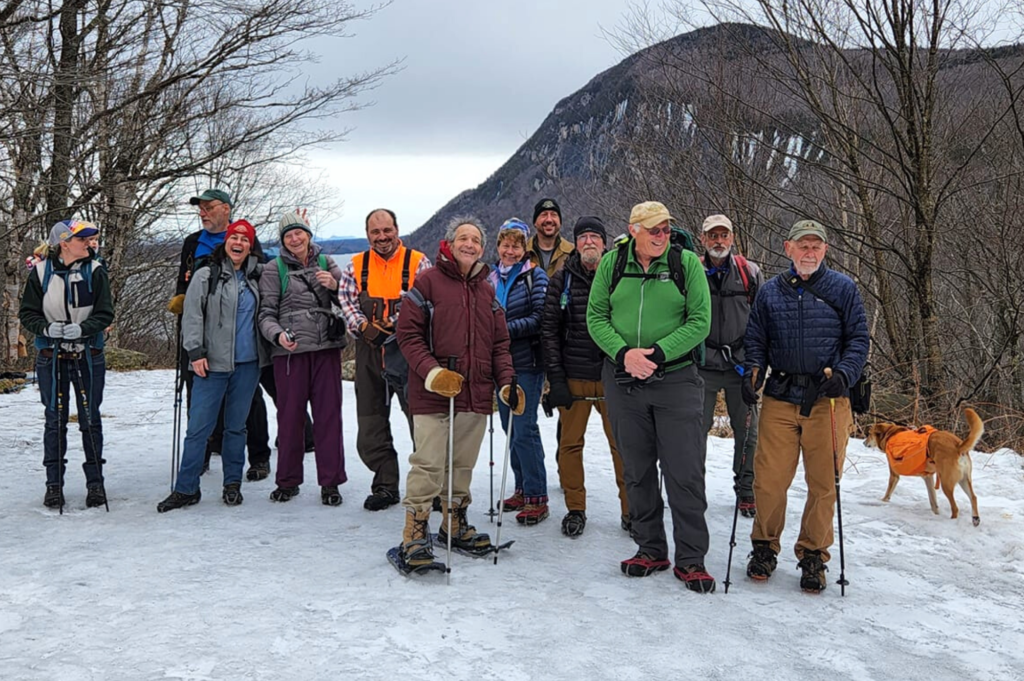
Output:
[
  {"xmin": 499, "ymin": 384, "xmax": 527, "ymax": 416},
  {"xmin": 167, "ymin": 294, "xmax": 185, "ymax": 315},
  {"xmin": 425, "ymin": 367, "xmax": 464, "ymax": 398}
]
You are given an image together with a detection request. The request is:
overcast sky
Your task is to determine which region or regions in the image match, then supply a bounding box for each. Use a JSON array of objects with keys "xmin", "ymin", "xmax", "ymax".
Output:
[{"xmin": 304, "ymin": 0, "xmax": 647, "ymax": 237}]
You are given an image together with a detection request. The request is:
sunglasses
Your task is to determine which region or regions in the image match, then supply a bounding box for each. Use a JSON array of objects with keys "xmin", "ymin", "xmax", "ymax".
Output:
[{"xmin": 638, "ymin": 225, "xmax": 672, "ymax": 237}]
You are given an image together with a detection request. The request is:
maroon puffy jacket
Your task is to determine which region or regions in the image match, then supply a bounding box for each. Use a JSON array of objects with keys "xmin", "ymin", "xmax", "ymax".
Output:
[{"xmin": 397, "ymin": 242, "xmax": 514, "ymax": 416}]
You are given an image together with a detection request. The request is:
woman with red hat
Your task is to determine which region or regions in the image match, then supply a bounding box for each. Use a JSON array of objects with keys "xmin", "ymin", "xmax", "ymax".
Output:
[{"xmin": 158, "ymin": 219, "xmax": 268, "ymax": 512}]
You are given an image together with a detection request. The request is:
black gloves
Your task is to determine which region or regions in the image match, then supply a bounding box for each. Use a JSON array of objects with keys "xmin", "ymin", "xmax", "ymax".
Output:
[
  {"xmin": 819, "ymin": 371, "xmax": 847, "ymax": 398},
  {"xmin": 741, "ymin": 376, "xmax": 760, "ymax": 406},
  {"xmin": 546, "ymin": 381, "xmax": 574, "ymax": 409}
]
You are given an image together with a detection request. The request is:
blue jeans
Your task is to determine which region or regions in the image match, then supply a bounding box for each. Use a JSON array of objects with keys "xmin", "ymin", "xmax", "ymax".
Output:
[
  {"xmin": 175, "ymin": 361, "xmax": 260, "ymax": 495},
  {"xmin": 37, "ymin": 349, "xmax": 106, "ymax": 488},
  {"xmin": 496, "ymin": 370, "xmax": 547, "ymax": 498}
]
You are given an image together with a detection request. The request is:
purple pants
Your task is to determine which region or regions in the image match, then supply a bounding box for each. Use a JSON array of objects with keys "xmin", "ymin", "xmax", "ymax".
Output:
[{"xmin": 273, "ymin": 349, "xmax": 347, "ymax": 488}]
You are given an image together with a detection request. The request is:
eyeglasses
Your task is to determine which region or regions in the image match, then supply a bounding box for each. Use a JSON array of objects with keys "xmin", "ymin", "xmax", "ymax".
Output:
[
  {"xmin": 577, "ymin": 233, "xmax": 603, "ymax": 243},
  {"xmin": 638, "ymin": 225, "xmax": 671, "ymax": 237},
  {"xmin": 197, "ymin": 201, "xmax": 224, "ymax": 215}
]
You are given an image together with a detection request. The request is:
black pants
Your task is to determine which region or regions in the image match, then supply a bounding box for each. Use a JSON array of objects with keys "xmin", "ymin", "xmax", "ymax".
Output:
[{"xmin": 354, "ymin": 339, "xmax": 411, "ymax": 494}]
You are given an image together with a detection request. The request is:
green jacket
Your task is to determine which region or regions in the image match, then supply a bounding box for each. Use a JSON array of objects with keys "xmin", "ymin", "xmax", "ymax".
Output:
[{"xmin": 586, "ymin": 241, "xmax": 711, "ymax": 371}]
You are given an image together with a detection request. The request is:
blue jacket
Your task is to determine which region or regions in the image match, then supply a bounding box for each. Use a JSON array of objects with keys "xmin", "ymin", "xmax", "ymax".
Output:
[
  {"xmin": 744, "ymin": 264, "xmax": 869, "ymax": 406},
  {"xmin": 489, "ymin": 261, "xmax": 549, "ymax": 372}
]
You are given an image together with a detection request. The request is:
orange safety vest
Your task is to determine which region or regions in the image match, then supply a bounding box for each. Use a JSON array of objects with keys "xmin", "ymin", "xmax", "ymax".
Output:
[
  {"xmin": 351, "ymin": 243, "xmax": 425, "ymax": 322},
  {"xmin": 885, "ymin": 426, "xmax": 937, "ymax": 476}
]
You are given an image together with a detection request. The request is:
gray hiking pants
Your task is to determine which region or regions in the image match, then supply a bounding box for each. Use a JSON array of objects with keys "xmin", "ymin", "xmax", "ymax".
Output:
[
  {"xmin": 699, "ymin": 368, "xmax": 757, "ymax": 496},
  {"xmin": 602, "ymin": 362, "xmax": 709, "ymax": 566}
]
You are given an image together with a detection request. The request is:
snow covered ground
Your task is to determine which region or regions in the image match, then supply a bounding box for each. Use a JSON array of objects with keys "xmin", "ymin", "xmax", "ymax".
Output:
[{"xmin": 1, "ymin": 369, "xmax": 1022, "ymax": 681}]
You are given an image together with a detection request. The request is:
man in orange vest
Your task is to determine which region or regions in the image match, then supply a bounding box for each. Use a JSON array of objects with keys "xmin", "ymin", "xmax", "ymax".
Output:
[{"xmin": 338, "ymin": 208, "xmax": 431, "ymax": 511}]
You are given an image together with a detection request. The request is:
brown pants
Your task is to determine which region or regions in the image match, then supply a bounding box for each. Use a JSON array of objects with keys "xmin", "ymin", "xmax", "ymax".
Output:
[
  {"xmin": 557, "ymin": 379, "xmax": 629, "ymax": 515},
  {"xmin": 751, "ymin": 395, "xmax": 853, "ymax": 562},
  {"xmin": 403, "ymin": 412, "xmax": 486, "ymax": 513}
]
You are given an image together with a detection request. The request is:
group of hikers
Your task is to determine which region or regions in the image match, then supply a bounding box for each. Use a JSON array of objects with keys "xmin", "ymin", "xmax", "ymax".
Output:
[{"xmin": 18, "ymin": 191, "xmax": 868, "ymax": 594}]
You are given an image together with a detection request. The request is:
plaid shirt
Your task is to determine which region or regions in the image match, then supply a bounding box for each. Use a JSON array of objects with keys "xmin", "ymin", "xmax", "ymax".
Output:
[{"xmin": 337, "ymin": 250, "xmax": 432, "ymax": 335}]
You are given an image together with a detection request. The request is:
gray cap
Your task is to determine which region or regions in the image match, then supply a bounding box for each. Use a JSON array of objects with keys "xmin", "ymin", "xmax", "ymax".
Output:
[{"xmin": 788, "ymin": 219, "xmax": 827, "ymax": 243}]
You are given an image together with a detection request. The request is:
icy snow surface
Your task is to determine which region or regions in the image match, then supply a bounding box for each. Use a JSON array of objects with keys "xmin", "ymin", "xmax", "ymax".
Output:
[{"xmin": 1, "ymin": 369, "xmax": 1023, "ymax": 681}]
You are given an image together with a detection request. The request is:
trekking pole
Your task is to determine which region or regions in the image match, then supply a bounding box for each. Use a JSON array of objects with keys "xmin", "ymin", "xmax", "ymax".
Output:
[
  {"xmin": 68, "ymin": 344, "xmax": 109, "ymax": 512},
  {"xmin": 724, "ymin": 367, "xmax": 759, "ymax": 594},
  {"xmin": 824, "ymin": 368, "xmax": 849, "ymax": 596},
  {"xmin": 55, "ymin": 347, "xmax": 66, "ymax": 515},
  {"xmin": 445, "ymin": 356, "xmax": 457, "ymax": 586},
  {"xmin": 493, "ymin": 374, "xmax": 518, "ymax": 566},
  {"xmin": 486, "ymin": 411, "xmax": 496, "ymax": 521},
  {"xmin": 170, "ymin": 315, "xmax": 184, "ymax": 491}
]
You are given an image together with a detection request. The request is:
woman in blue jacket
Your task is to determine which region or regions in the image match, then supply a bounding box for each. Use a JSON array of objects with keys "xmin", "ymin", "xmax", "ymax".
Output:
[
  {"xmin": 158, "ymin": 220, "xmax": 267, "ymax": 512},
  {"xmin": 488, "ymin": 219, "xmax": 550, "ymax": 525}
]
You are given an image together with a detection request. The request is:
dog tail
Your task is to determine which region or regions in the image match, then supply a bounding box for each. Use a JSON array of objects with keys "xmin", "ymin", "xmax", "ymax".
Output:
[{"xmin": 958, "ymin": 407, "xmax": 984, "ymax": 457}]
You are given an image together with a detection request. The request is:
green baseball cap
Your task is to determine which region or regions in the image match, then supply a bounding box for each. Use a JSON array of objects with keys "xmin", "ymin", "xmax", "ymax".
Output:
[
  {"xmin": 788, "ymin": 219, "xmax": 827, "ymax": 243},
  {"xmin": 189, "ymin": 189, "xmax": 232, "ymax": 207}
]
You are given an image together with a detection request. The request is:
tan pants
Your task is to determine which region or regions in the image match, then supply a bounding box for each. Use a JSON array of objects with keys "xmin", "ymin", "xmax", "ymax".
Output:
[
  {"xmin": 751, "ymin": 396, "xmax": 853, "ymax": 562},
  {"xmin": 403, "ymin": 412, "xmax": 486, "ymax": 513},
  {"xmin": 557, "ymin": 379, "xmax": 629, "ymax": 515}
]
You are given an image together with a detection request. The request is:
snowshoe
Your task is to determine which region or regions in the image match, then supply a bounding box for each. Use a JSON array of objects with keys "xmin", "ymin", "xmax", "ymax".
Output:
[
  {"xmin": 561, "ymin": 510, "xmax": 587, "ymax": 538},
  {"xmin": 387, "ymin": 546, "xmax": 445, "ymax": 576},
  {"xmin": 245, "ymin": 461, "xmax": 271, "ymax": 482},
  {"xmin": 222, "ymin": 483, "xmax": 244, "ymax": 506},
  {"xmin": 44, "ymin": 485, "xmax": 65, "ymax": 510},
  {"xmin": 269, "ymin": 486, "xmax": 300, "ymax": 502},
  {"xmin": 620, "ymin": 550, "xmax": 670, "ymax": 577},
  {"xmin": 321, "ymin": 486, "xmax": 343, "ymax": 507},
  {"xmin": 85, "ymin": 485, "xmax": 107, "ymax": 509},
  {"xmin": 157, "ymin": 490, "xmax": 201, "ymax": 513},
  {"xmin": 673, "ymin": 564, "xmax": 717, "ymax": 593},
  {"xmin": 746, "ymin": 541, "xmax": 778, "ymax": 581},
  {"xmin": 437, "ymin": 502, "xmax": 507, "ymax": 557},
  {"xmin": 739, "ymin": 496, "xmax": 757, "ymax": 518},
  {"xmin": 797, "ymin": 551, "xmax": 828, "ymax": 593},
  {"xmin": 364, "ymin": 488, "xmax": 400, "ymax": 511},
  {"xmin": 431, "ymin": 533, "xmax": 514, "ymax": 558}
]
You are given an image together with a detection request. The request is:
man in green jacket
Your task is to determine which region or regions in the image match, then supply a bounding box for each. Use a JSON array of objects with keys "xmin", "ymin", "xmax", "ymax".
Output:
[{"xmin": 586, "ymin": 200, "xmax": 715, "ymax": 593}]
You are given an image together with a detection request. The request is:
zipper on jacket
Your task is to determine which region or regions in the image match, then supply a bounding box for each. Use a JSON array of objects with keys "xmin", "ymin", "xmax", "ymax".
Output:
[{"xmin": 797, "ymin": 289, "xmax": 806, "ymax": 376}]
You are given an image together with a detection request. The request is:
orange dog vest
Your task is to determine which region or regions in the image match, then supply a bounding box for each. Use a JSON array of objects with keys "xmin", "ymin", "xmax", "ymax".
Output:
[{"xmin": 885, "ymin": 426, "xmax": 937, "ymax": 476}]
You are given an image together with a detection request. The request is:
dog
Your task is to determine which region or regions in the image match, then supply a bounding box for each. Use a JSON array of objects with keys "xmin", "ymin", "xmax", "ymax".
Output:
[{"xmin": 864, "ymin": 407, "xmax": 984, "ymax": 526}]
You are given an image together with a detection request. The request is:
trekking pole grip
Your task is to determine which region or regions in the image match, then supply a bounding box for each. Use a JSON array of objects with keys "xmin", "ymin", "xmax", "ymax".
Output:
[
  {"xmin": 447, "ymin": 356, "xmax": 458, "ymax": 371},
  {"xmin": 509, "ymin": 374, "xmax": 519, "ymax": 413}
]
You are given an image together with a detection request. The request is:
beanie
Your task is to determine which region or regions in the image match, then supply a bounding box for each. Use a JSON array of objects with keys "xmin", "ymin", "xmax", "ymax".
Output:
[
  {"xmin": 227, "ymin": 219, "xmax": 256, "ymax": 245},
  {"xmin": 278, "ymin": 210, "xmax": 312, "ymax": 240},
  {"xmin": 533, "ymin": 198, "xmax": 562, "ymax": 225},
  {"xmin": 572, "ymin": 216, "xmax": 607, "ymax": 244}
]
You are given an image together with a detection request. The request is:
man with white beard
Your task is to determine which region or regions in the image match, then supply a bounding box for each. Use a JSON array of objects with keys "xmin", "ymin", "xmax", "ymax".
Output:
[
  {"xmin": 540, "ymin": 216, "xmax": 630, "ymax": 538},
  {"xmin": 697, "ymin": 215, "xmax": 764, "ymax": 518}
]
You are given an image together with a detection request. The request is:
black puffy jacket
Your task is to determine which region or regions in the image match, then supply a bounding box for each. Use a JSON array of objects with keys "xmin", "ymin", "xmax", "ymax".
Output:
[{"xmin": 541, "ymin": 251, "xmax": 605, "ymax": 384}]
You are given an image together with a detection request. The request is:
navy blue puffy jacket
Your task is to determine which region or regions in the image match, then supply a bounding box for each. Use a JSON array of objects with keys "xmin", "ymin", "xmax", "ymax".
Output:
[
  {"xmin": 744, "ymin": 264, "xmax": 869, "ymax": 406},
  {"xmin": 490, "ymin": 264, "xmax": 549, "ymax": 371}
]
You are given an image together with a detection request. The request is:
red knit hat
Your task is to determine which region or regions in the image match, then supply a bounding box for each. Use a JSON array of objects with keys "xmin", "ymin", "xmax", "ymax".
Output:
[{"xmin": 227, "ymin": 219, "xmax": 255, "ymax": 245}]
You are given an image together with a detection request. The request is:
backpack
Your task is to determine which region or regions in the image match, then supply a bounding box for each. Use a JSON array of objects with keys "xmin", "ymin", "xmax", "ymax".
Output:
[
  {"xmin": 274, "ymin": 253, "xmax": 346, "ymax": 343},
  {"xmin": 277, "ymin": 253, "xmax": 330, "ymax": 295}
]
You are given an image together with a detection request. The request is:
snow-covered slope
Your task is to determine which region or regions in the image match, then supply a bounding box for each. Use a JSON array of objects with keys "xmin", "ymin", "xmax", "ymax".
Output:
[{"xmin": 1, "ymin": 370, "xmax": 1022, "ymax": 680}]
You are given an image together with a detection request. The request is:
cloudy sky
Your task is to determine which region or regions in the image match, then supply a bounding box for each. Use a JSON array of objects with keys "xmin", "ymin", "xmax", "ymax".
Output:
[{"xmin": 304, "ymin": 0, "xmax": 659, "ymax": 237}]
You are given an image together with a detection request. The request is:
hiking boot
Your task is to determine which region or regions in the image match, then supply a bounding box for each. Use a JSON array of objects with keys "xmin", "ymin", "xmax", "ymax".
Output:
[
  {"xmin": 157, "ymin": 490, "xmax": 201, "ymax": 513},
  {"xmin": 321, "ymin": 486, "xmax": 343, "ymax": 507},
  {"xmin": 401, "ymin": 508, "xmax": 435, "ymax": 566},
  {"xmin": 269, "ymin": 486, "xmax": 300, "ymax": 502},
  {"xmin": 746, "ymin": 541, "xmax": 778, "ymax": 581},
  {"xmin": 674, "ymin": 564, "xmax": 717, "ymax": 593},
  {"xmin": 44, "ymin": 485, "xmax": 65, "ymax": 509},
  {"xmin": 501, "ymin": 490, "xmax": 525, "ymax": 512},
  {"xmin": 739, "ymin": 495, "xmax": 756, "ymax": 519},
  {"xmin": 797, "ymin": 550, "xmax": 828, "ymax": 593},
  {"xmin": 561, "ymin": 510, "xmax": 587, "ymax": 537},
  {"xmin": 438, "ymin": 500, "xmax": 492, "ymax": 551},
  {"xmin": 245, "ymin": 461, "xmax": 271, "ymax": 482},
  {"xmin": 620, "ymin": 550, "xmax": 671, "ymax": 577},
  {"xmin": 363, "ymin": 488, "xmax": 400, "ymax": 511},
  {"xmin": 85, "ymin": 485, "xmax": 107, "ymax": 508},
  {"xmin": 516, "ymin": 497, "xmax": 549, "ymax": 526},
  {"xmin": 222, "ymin": 483, "xmax": 243, "ymax": 506}
]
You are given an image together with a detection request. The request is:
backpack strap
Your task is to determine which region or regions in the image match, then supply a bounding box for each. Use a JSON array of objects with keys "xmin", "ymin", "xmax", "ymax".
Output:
[
  {"xmin": 733, "ymin": 254, "xmax": 754, "ymax": 304},
  {"xmin": 404, "ymin": 286, "xmax": 434, "ymax": 353},
  {"xmin": 559, "ymin": 270, "xmax": 573, "ymax": 311},
  {"xmin": 318, "ymin": 254, "xmax": 329, "ymax": 271},
  {"xmin": 276, "ymin": 257, "xmax": 289, "ymax": 296},
  {"xmin": 401, "ymin": 248, "xmax": 413, "ymax": 292},
  {"xmin": 359, "ymin": 250, "xmax": 371, "ymax": 291},
  {"xmin": 610, "ymin": 242, "xmax": 688, "ymax": 298}
]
